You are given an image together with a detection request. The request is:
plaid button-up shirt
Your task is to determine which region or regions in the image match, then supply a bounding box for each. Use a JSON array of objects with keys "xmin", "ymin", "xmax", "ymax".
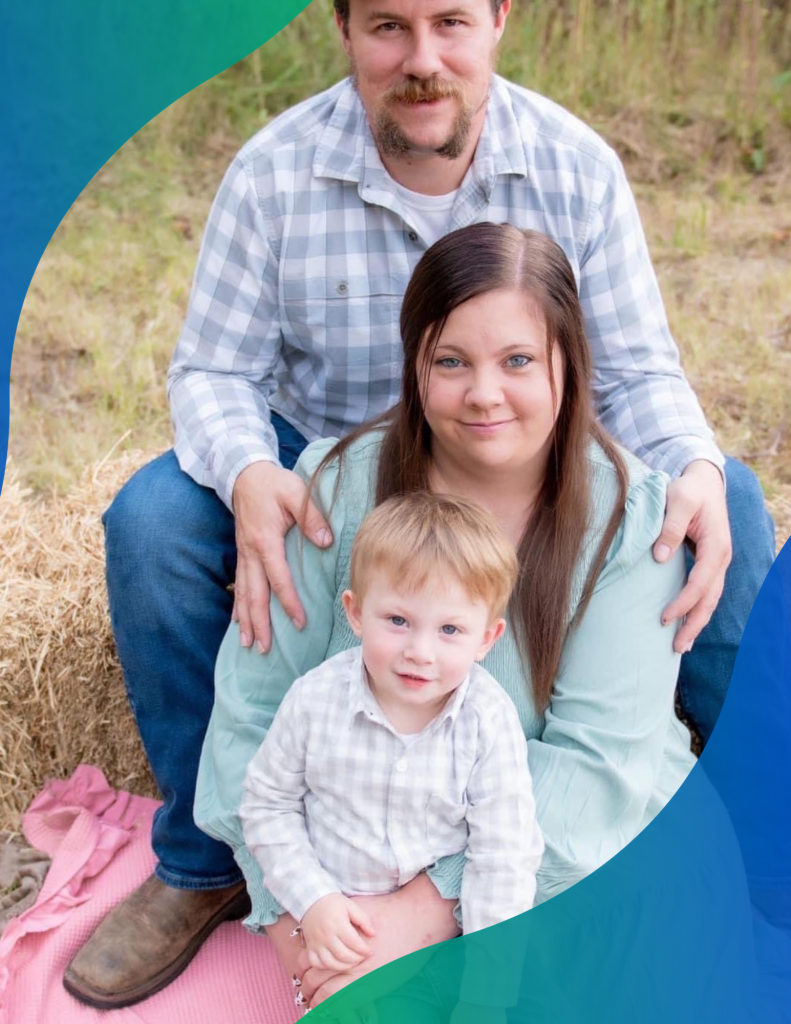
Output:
[
  {"xmin": 168, "ymin": 75, "xmax": 722, "ymax": 509},
  {"xmin": 240, "ymin": 646, "xmax": 543, "ymax": 934}
]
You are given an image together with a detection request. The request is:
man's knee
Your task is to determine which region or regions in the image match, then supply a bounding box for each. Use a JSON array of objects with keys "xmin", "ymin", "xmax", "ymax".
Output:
[
  {"xmin": 104, "ymin": 450, "xmax": 233, "ymax": 572},
  {"xmin": 723, "ymin": 457, "xmax": 775, "ymax": 562}
]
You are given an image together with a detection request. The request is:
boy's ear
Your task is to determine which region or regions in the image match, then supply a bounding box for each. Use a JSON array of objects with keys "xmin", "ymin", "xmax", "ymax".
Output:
[
  {"xmin": 475, "ymin": 618, "xmax": 506, "ymax": 661},
  {"xmin": 342, "ymin": 589, "xmax": 363, "ymax": 638}
]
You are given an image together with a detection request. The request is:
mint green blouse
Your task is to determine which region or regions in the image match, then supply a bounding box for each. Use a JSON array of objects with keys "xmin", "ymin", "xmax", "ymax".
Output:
[{"xmin": 195, "ymin": 433, "xmax": 694, "ymax": 930}]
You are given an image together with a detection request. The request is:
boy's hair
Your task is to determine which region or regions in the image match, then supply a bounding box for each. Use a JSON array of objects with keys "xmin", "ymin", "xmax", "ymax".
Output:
[{"xmin": 350, "ymin": 492, "xmax": 518, "ymax": 619}]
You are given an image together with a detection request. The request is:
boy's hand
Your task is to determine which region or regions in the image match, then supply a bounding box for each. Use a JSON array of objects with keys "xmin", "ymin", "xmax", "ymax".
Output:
[
  {"xmin": 450, "ymin": 1002, "xmax": 507, "ymax": 1024},
  {"xmin": 301, "ymin": 893, "xmax": 376, "ymax": 973}
]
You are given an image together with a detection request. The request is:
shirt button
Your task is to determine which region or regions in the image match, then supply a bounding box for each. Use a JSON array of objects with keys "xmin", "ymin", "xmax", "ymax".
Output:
[
  {"xmin": 408, "ymin": 231, "xmax": 418, "ymax": 242},
  {"xmin": 336, "ymin": 281, "xmax": 348, "ymax": 295},
  {"xmin": 395, "ymin": 758, "xmax": 408, "ymax": 773}
]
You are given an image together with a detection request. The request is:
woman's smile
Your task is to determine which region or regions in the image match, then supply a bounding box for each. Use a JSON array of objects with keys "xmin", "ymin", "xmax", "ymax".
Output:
[{"xmin": 459, "ymin": 417, "xmax": 516, "ymax": 435}]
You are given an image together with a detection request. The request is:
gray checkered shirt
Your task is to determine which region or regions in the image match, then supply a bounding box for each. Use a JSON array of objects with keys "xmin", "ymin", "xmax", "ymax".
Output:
[
  {"xmin": 240, "ymin": 646, "xmax": 543, "ymax": 933},
  {"xmin": 169, "ymin": 74, "xmax": 722, "ymax": 510}
]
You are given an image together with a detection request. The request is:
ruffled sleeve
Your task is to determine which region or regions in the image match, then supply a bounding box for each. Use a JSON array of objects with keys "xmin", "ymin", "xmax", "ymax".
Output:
[{"xmin": 528, "ymin": 462, "xmax": 688, "ymax": 903}]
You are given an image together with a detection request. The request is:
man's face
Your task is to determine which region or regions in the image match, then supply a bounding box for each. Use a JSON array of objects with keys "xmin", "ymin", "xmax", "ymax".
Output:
[{"xmin": 337, "ymin": 1, "xmax": 510, "ymax": 161}]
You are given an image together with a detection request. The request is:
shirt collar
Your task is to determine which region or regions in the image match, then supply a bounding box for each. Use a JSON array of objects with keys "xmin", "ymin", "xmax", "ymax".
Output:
[
  {"xmin": 312, "ymin": 75, "xmax": 529, "ymax": 192},
  {"xmin": 346, "ymin": 645, "xmax": 473, "ymax": 734}
]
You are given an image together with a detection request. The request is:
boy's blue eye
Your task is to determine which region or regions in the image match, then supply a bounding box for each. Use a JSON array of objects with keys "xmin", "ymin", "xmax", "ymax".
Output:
[
  {"xmin": 440, "ymin": 624, "xmax": 459, "ymax": 635},
  {"xmin": 390, "ymin": 615, "xmax": 407, "ymax": 627}
]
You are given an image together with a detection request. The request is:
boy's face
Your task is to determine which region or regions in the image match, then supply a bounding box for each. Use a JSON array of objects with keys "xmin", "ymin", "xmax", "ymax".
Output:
[{"xmin": 342, "ymin": 570, "xmax": 505, "ymax": 723}]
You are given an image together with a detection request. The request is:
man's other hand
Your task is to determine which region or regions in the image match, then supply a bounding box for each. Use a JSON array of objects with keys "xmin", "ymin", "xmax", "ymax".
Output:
[
  {"xmin": 231, "ymin": 461, "xmax": 332, "ymax": 653},
  {"xmin": 654, "ymin": 459, "xmax": 732, "ymax": 654}
]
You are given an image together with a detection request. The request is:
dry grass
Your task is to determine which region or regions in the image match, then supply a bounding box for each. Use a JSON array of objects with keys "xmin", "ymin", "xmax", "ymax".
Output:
[
  {"xmin": 637, "ymin": 174, "xmax": 791, "ymax": 545},
  {"xmin": 0, "ymin": 453, "xmax": 158, "ymax": 833}
]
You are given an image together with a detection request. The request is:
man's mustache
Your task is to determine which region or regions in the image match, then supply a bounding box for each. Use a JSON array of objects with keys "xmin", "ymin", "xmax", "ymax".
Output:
[{"xmin": 383, "ymin": 79, "xmax": 463, "ymax": 104}]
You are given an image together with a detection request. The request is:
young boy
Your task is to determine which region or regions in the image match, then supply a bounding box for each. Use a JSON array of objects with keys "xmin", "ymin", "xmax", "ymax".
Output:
[{"xmin": 240, "ymin": 492, "xmax": 544, "ymax": 1011}]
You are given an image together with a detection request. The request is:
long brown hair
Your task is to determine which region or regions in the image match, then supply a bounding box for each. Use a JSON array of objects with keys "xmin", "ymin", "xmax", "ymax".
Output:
[{"xmin": 312, "ymin": 223, "xmax": 628, "ymax": 709}]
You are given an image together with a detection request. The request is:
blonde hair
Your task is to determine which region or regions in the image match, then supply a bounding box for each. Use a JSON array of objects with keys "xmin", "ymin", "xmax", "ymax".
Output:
[{"xmin": 350, "ymin": 492, "xmax": 518, "ymax": 620}]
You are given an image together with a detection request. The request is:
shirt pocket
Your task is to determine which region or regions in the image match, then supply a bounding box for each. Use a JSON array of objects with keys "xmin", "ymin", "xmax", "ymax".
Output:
[
  {"xmin": 279, "ymin": 276, "xmax": 404, "ymax": 415},
  {"xmin": 425, "ymin": 793, "xmax": 469, "ymax": 853}
]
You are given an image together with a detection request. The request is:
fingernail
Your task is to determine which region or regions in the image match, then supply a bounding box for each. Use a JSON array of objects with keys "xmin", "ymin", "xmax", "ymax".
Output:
[
  {"xmin": 661, "ymin": 615, "xmax": 670, "ymax": 627},
  {"xmin": 292, "ymin": 975, "xmax": 302, "ymax": 988},
  {"xmin": 292, "ymin": 618, "xmax": 304, "ymax": 631},
  {"xmin": 257, "ymin": 641, "xmax": 268, "ymax": 655},
  {"xmin": 316, "ymin": 528, "xmax": 332, "ymax": 547},
  {"xmin": 655, "ymin": 543, "xmax": 671, "ymax": 563},
  {"xmin": 240, "ymin": 632, "xmax": 252, "ymax": 647},
  {"xmin": 683, "ymin": 640, "xmax": 694, "ymax": 654}
]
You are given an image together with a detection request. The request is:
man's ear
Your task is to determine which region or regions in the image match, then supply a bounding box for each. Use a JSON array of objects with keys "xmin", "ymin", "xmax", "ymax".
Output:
[
  {"xmin": 493, "ymin": 0, "xmax": 511, "ymax": 43},
  {"xmin": 342, "ymin": 589, "xmax": 364, "ymax": 638},
  {"xmin": 334, "ymin": 11, "xmax": 352, "ymax": 53},
  {"xmin": 475, "ymin": 618, "xmax": 506, "ymax": 661}
]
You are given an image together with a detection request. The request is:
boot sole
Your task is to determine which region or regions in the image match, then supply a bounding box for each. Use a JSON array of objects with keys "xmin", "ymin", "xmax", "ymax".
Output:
[{"xmin": 63, "ymin": 887, "xmax": 252, "ymax": 1010}]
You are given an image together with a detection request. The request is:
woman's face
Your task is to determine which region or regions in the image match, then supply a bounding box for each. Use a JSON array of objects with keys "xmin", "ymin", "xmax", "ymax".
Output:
[{"xmin": 419, "ymin": 287, "xmax": 564, "ymax": 479}]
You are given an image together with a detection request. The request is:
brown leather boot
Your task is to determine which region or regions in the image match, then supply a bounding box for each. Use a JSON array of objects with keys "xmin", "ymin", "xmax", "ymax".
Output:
[{"xmin": 62, "ymin": 874, "xmax": 250, "ymax": 1009}]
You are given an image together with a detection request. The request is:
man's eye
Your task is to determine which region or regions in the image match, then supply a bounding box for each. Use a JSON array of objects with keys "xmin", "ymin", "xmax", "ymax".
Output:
[
  {"xmin": 440, "ymin": 624, "xmax": 459, "ymax": 635},
  {"xmin": 441, "ymin": 19, "xmax": 462, "ymax": 27},
  {"xmin": 506, "ymin": 354, "xmax": 532, "ymax": 368},
  {"xmin": 377, "ymin": 22, "xmax": 401, "ymax": 32},
  {"xmin": 390, "ymin": 615, "xmax": 407, "ymax": 626}
]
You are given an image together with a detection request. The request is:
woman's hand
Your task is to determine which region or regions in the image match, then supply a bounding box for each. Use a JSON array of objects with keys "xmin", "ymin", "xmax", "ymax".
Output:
[{"xmin": 298, "ymin": 873, "xmax": 460, "ymax": 1009}]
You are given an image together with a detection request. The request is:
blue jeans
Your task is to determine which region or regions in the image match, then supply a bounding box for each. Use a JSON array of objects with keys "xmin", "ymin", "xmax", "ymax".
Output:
[
  {"xmin": 104, "ymin": 441, "xmax": 775, "ymax": 887},
  {"xmin": 103, "ymin": 414, "xmax": 310, "ymax": 887},
  {"xmin": 677, "ymin": 457, "xmax": 776, "ymax": 744}
]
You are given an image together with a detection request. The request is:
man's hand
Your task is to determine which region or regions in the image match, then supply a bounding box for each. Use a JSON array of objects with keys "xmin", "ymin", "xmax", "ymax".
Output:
[
  {"xmin": 301, "ymin": 893, "xmax": 376, "ymax": 973},
  {"xmin": 654, "ymin": 460, "xmax": 732, "ymax": 654},
  {"xmin": 232, "ymin": 461, "xmax": 332, "ymax": 653}
]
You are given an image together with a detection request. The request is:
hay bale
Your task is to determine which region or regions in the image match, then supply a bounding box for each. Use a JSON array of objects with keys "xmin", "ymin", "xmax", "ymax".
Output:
[{"xmin": 0, "ymin": 451, "xmax": 162, "ymax": 832}]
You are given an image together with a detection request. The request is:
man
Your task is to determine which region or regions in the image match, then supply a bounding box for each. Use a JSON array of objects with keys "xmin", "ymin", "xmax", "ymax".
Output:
[{"xmin": 64, "ymin": 0, "xmax": 775, "ymax": 1009}]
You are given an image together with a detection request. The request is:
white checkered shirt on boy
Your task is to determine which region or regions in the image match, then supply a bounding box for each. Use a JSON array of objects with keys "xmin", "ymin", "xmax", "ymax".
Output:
[{"xmin": 241, "ymin": 646, "xmax": 543, "ymax": 934}]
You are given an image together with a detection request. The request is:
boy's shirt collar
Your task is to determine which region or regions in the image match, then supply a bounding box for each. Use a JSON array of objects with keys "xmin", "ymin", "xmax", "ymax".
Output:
[{"xmin": 345, "ymin": 645, "xmax": 473, "ymax": 737}]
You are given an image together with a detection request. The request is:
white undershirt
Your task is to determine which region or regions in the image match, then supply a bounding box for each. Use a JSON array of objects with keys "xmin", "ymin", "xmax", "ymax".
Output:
[{"xmin": 393, "ymin": 180, "xmax": 459, "ymax": 248}]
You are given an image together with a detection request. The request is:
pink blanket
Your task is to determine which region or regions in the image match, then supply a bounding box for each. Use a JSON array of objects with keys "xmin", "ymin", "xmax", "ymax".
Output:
[{"xmin": 0, "ymin": 766, "xmax": 299, "ymax": 1024}]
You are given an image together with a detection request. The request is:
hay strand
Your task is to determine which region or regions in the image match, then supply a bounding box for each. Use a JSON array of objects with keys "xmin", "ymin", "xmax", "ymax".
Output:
[{"xmin": 0, "ymin": 451, "xmax": 160, "ymax": 833}]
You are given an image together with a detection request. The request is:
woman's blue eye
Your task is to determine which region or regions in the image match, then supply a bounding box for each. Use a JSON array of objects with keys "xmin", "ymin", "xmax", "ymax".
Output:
[
  {"xmin": 440, "ymin": 624, "xmax": 459, "ymax": 635},
  {"xmin": 437, "ymin": 357, "xmax": 463, "ymax": 369},
  {"xmin": 390, "ymin": 615, "xmax": 407, "ymax": 627},
  {"xmin": 506, "ymin": 354, "xmax": 531, "ymax": 367}
]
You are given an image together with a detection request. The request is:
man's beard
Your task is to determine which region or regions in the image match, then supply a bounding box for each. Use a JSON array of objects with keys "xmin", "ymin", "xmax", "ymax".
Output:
[{"xmin": 352, "ymin": 68, "xmax": 475, "ymax": 160}]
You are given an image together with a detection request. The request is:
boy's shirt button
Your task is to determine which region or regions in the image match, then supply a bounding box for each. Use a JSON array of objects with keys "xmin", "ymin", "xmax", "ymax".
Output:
[{"xmin": 395, "ymin": 758, "xmax": 408, "ymax": 773}]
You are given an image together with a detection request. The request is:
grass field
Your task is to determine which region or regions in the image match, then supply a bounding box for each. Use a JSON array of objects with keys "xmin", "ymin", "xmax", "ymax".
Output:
[{"xmin": 8, "ymin": 0, "xmax": 791, "ymax": 544}]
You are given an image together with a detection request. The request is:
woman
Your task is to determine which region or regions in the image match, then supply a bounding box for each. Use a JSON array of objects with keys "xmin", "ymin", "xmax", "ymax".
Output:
[{"xmin": 195, "ymin": 224, "xmax": 725, "ymax": 1016}]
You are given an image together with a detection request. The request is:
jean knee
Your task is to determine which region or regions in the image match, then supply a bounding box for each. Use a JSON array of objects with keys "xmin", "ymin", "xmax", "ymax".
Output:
[
  {"xmin": 724, "ymin": 458, "xmax": 775, "ymax": 556},
  {"xmin": 104, "ymin": 451, "xmax": 233, "ymax": 577}
]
